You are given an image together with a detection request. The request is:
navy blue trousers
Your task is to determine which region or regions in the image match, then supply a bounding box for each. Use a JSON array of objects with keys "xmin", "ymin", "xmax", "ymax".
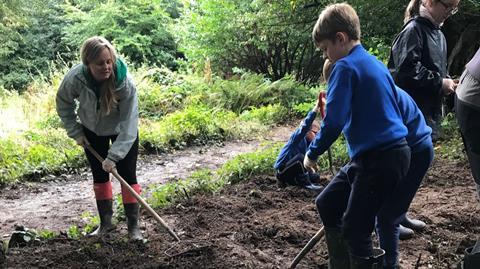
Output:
[
  {"xmin": 315, "ymin": 144, "xmax": 410, "ymax": 258},
  {"xmin": 376, "ymin": 144, "xmax": 434, "ymax": 266}
]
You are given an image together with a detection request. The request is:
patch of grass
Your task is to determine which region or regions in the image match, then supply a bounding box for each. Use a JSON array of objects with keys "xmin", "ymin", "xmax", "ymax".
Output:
[
  {"xmin": 239, "ymin": 104, "xmax": 289, "ymax": 125},
  {"xmin": 146, "ymin": 133, "xmax": 350, "ymax": 209},
  {"xmin": 140, "ymin": 104, "xmax": 236, "ymax": 151},
  {"xmin": 137, "ymin": 82, "xmax": 188, "ymax": 120},
  {"xmin": 37, "ymin": 230, "xmax": 58, "ymax": 240},
  {"xmin": 0, "ymin": 129, "xmax": 85, "ymax": 185},
  {"xmin": 217, "ymin": 144, "xmax": 280, "ymax": 184},
  {"xmin": 0, "ymin": 66, "xmax": 324, "ymax": 185},
  {"xmin": 140, "ymin": 103, "xmax": 274, "ymax": 152},
  {"xmin": 436, "ymin": 113, "xmax": 466, "ymax": 161},
  {"xmin": 147, "ymin": 143, "xmax": 281, "ymax": 208},
  {"xmin": 67, "ymin": 225, "xmax": 82, "ymax": 240}
]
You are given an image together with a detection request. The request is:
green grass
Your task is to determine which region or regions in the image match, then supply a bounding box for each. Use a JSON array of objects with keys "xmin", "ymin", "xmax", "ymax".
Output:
[
  {"xmin": 1, "ymin": 66, "xmax": 319, "ymax": 185},
  {"xmin": 435, "ymin": 113, "xmax": 466, "ymax": 161},
  {"xmin": 147, "ymin": 143, "xmax": 282, "ymax": 208}
]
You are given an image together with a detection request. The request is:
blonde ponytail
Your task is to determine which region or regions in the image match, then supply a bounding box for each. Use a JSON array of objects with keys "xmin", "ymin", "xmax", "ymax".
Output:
[{"xmin": 404, "ymin": 0, "xmax": 421, "ymax": 23}]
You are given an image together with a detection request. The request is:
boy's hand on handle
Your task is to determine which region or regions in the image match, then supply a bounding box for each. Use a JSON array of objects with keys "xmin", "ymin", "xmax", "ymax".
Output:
[
  {"xmin": 303, "ymin": 155, "xmax": 318, "ymax": 173},
  {"xmin": 75, "ymin": 136, "xmax": 90, "ymax": 147},
  {"xmin": 102, "ymin": 158, "xmax": 116, "ymax": 173}
]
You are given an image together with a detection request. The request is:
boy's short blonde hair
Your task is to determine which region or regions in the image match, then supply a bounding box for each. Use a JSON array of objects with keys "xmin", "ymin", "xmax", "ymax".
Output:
[{"xmin": 312, "ymin": 3, "xmax": 361, "ymax": 47}]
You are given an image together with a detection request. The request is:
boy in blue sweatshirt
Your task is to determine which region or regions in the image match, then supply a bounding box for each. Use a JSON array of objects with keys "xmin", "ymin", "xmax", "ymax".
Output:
[
  {"xmin": 274, "ymin": 95, "xmax": 324, "ymax": 192},
  {"xmin": 323, "ymin": 56, "xmax": 433, "ymax": 268},
  {"xmin": 376, "ymin": 87, "xmax": 433, "ymax": 269},
  {"xmin": 305, "ymin": 3, "xmax": 410, "ymax": 268}
]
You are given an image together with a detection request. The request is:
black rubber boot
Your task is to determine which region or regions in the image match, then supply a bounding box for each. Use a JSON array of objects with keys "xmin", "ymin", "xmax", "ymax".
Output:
[
  {"xmin": 398, "ymin": 224, "xmax": 414, "ymax": 240},
  {"xmin": 295, "ymin": 173, "xmax": 324, "ymax": 192},
  {"xmin": 124, "ymin": 203, "xmax": 143, "ymax": 241},
  {"xmin": 350, "ymin": 248, "xmax": 385, "ymax": 269},
  {"xmin": 276, "ymin": 171, "xmax": 287, "ymax": 188},
  {"xmin": 324, "ymin": 227, "xmax": 350, "ymax": 269},
  {"xmin": 400, "ymin": 216, "xmax": 426, "ymax": 232},
  {"xmin": 457, "ymin": 247, "xmax": 480, "ymax": 269},
  {"xmin": 88, "ymin": 199, "xmax": 115, "ymax": 236}
]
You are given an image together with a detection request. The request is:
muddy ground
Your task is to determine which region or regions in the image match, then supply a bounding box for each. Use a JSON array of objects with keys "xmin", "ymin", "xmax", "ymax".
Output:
[{"xmin": 1, "ymin": 125, "xmax": 480, "ymax": 269}]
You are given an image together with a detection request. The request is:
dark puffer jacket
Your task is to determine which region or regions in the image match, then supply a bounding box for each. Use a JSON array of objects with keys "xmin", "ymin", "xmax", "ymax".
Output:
[{"xmin": 388, "ymin": 16, "xmax": 448, "ymax": 116}]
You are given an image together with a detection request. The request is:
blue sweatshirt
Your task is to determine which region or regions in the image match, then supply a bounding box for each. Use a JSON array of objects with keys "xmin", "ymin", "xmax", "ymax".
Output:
[
  {"xmin": 307, "ymin": 45, "xmax": 408, "ymax": 160},
  {"xmin": 395, "ymin": 86, "xmax": 432, "ymax": 152},
  {"xmin": 274, "ymin": 110, "xmax": 317, "ymax": 170}
]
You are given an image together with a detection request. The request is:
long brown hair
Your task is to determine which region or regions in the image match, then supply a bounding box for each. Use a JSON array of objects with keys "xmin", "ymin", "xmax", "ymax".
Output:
[
  {"xmin": 80, "ymin": 36, "xmax": 118, "ymax": 115},
  {"xmin": 404, "ymin": 0, "xmax": 422, "ymax": 23}
]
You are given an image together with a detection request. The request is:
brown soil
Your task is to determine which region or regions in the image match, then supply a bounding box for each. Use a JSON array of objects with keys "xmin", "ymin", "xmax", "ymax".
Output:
[{"xmin": 1, "ymin": 126, "xmax": 480, "ymax": 269}]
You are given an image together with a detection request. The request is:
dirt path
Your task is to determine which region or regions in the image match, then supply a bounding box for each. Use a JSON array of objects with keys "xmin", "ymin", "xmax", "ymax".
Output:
[{"xmin": 0, "ymin": 125, "xmax": 294, "ymax": 238}]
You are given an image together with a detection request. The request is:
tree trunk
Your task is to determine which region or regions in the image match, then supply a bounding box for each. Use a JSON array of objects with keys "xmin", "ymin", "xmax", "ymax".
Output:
[{"xmin": 447, "ymin": 23, "xmax": 480, "ymax": 76}]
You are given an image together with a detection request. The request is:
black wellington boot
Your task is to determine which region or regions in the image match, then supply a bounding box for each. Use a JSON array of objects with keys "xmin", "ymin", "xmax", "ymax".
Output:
[
  {"xmin": 88, "ymin": 199, "xmax": 115, "ymax": 236},
  {"xmin": 400, "ymin": 216, "xmax": 426, "ymax": 232},
  {"xmin": 350, "ymin": 248, "xmax": 385, "ymax": 269},
  {"xmin": 295, "ymin": 173, "xmax": 324, "ymax": 192},
  {"xmin": 124, "ymin": 203, "xmax": 143, "ymax": 241},
  {"xmin": 457, "ymin": 247, "xmax": 480, "ymax": 269},
  {"xmin": 398, "ymin": 225, "xmax": 414, "ymax": 240},
  {"xmin": 324, "ymin": 227, "xmax": 350, "ymax": 269}
]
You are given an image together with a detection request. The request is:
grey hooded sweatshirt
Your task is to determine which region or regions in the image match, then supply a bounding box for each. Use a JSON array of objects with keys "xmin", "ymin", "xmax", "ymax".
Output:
[{"xmin": 56, "ymin": 59, "xmax": 138, "ymax": 162}]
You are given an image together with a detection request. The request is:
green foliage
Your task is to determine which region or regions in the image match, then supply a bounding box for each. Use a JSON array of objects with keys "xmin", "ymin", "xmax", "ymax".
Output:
[
  {"xmin": 217, "ymin": 144, "xmax": 280, "ymax": 184},
  {"xmin": 0, "ymin": 129, "xmax": 84, "ymax": 185},
  {"xmin": 140, "ymin": 104, "xmax": 237, "ymax": 151},
  {"xmin": 177, "ymin": 0, "xmax": 324, "ymax": 81},
  {"xmin": 113, "ymin": 194, "xmax": 124, "ymax": 221},
  {"xmin": 66, "ymin": 211, "xmax": 100, "ymax": 239},
  {"xmin": 35, "ymin": 113, "xmax": 63, "ymax": 130},
  {"xmin": 81, "ymin": 211, "xmax": 99, "ymax": 235},
  {"xmin": 0, "ymin": 0, "xmax": 74, "ymax": 90},
  {"xmin": 66, "ymin": 225, "xmax": 81, "ymax": 240},
  {"xmin": 63, "ymin": 0, "xmax": 178, "ymax": 70},
  {"xmin": 148, "ymin": 138, "xmax": 349, "ymax": 209},
  {"xmin": 316, "ymin": 135, "xmax": 349, "ymax": 173},
  {"xmin": 1, "ymin": 68, "xmax": 310, "ymax": 185},
  {"xmin": 351, "ymin": 0, "xmax": 405, "ymax": 50},
  {"xmin": 291, "ymin": 85, "xmax": 326, "ymax": 117},
  {"xmin": 148, "ymin": 143, "xmax": 281, "ymax": 208},
  {"xmin": 190, "ymin": 72, "xmax": 314, "ymax": 114},
  {"xmin": 365, "ymin": 37, "xmax": 391, "ymax": 63},
  {"xmin": 292, "ymin": 102, "xmax": 315, "ymax": 117},
  {"xmin": 149, "ymin": 169, "xmax": 219, "ymax": 208},
  {"xmin": 0, "ymin": 0, "xmax": 28, "ymax": 58},
  {"xmin": 137, "ymin": 79, "xmax": 188, "ymax": 119},
  {"xmin": 436, "ymin": 113, "xmax": 465, "ymax": 161},
  {"xmin": 239, "ymin": 104, "xmax": 289, "ymax": 125},
  {"xmin": 37, "ymin": 230, "xmax": 58, "ymax": 240}
]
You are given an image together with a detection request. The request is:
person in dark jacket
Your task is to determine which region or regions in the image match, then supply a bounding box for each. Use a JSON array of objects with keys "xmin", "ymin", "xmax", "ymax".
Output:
[
  {"xmin": 274, "ymin": 94, "xmax": 324, "ymax": 192},
  {"xmin": 456, "ymin": 47, "xmax": 480, "ymax": 269},
  {"xmin": 388, "ymin": 0, "xmax": 459, "ymax": 142}
]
